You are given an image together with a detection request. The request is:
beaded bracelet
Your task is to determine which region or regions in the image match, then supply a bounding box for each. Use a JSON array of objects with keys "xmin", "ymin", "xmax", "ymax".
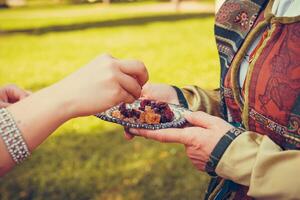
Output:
[{"xmin": 0, "ymin": 108, "xmax": 30, "ymax": 164}]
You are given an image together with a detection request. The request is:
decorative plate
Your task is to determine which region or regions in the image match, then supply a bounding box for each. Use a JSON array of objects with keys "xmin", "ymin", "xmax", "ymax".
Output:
[{"xmin": 95, "ymin": 100, "xmax": 189, "ymax": 130}]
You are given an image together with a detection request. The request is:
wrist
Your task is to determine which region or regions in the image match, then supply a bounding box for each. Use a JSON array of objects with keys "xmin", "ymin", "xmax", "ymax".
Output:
[
  {"xmin": 205, "ymin": 127, "xmax": 245, "ymax": 176},
  {"xmin": 6, "ymin": 85, "xmax": 74, "ymax": 151},
  {"xmin": 43, "ymin": 83, "xmax": 77, "ymax": 120}
]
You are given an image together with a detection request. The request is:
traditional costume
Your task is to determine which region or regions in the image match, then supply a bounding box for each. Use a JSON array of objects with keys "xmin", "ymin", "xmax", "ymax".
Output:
[{"xmin": 175, "ymin": 0, "xmax": 300, "ymax": 199}]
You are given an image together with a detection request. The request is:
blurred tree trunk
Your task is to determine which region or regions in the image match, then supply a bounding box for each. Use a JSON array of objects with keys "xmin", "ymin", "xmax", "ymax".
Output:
[
  {"xmin": 171, "ymin": 0, "xmax": 180, "ymax": 11},
  {"xmin": 0, "ymin": 0, "xmax": 27, "ymax": 7},
  {"xmin": 103, "ymin": 0, "xmax": 110, "ymax": 5}
]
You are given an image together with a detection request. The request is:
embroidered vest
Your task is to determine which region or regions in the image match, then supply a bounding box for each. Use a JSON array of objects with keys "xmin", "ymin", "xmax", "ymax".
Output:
[{"xmin": 208, "ymin": 0, "xmax": 300, "ymax": 199}]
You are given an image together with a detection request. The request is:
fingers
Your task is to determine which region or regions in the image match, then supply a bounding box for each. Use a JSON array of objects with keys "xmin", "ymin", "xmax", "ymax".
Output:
[
  {"xmin": 117, "ymin": 72, "xmax": 142, "ymax": 99},
  {"xmin": 140, "ymin": 83, "xmax": 157, "ymax": 100},
  {"xmin": 26, "ymin": 90, "xmax": 33, "ymax": 95},
  {"xmin": 184, "ymin": 111, "xmax": 218, "ymax": 128},
  {"xmin": 119, "ymin": 60, "xmax": 148, "ymax": 86},
  {"xmin": 124, "ymin": 131, "xmax": 135, "ymax": 140},
  {"xmin": 119, "ymin": 88, "xmax": 136, "ymax": 104},
  {"xmin": 124, "ymin": 128, "xmax": 135, "ymax": 140},
  {"xmin": 129, "ymin": 128, "xmax": 190, "ymax": 145},
  {"xmin": 140, "ymin": 83, "xmax": 152, "ymax": 98},
  {"xmin": 5, "ymin": 84, "xmax": 30, "ymax": 103},
  {"xmin": 97, "ymin": 54, "xmax": 148, "ymax": 88}
]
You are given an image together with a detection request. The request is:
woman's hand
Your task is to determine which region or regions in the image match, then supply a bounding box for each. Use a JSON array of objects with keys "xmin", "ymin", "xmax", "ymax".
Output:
[
  {"xmin": 128, "ymin": 112, "xmax": 233, "ymax": 171},
  {"xmin": 0, "ymin": 84, "xmax": 31, "ymax": 108},
  {"xmin": 124, "ymin": 83, "xmax": 178, "ymax": 139},
  {"xmin": 0, "ymin": 53, "xmax": 148, "ymax": 175},
  {"xmin": 50, "ymin": 54, "xmax": 148, "ymax": 118}
]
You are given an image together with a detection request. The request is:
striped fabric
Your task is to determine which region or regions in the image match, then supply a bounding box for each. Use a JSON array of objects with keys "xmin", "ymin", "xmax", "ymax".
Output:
[{"xmin": 215, "ymin": 0, "xmax": 269, "ymax": 120}]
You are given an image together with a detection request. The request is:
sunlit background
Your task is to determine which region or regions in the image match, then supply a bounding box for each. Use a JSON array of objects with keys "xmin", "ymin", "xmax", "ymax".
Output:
[{"xmin": 0, "ymin": 0, "xmax": 219, "ymax": 199}]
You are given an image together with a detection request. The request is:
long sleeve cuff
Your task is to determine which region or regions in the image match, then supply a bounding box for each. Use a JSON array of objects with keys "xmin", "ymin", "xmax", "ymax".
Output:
[
  {"xmin": 215, "ymin": 131, "xmax": 300, "ymax": 199},
  {"xmin": 205, "ymin": 127, "xmax": 245, "ymax": 176},
  {"xmin": 172, "ymin": 85, "xmax": 221, "ymax": 116},
  {"xmin": 172, "ymin": 86, "xmax": 189, "ymax": 109}
]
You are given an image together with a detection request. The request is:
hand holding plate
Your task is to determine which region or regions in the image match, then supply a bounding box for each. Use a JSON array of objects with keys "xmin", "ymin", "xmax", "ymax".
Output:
[{"xmin": 128, "ymin": 111, "xmax": 233, "ymax": 171}]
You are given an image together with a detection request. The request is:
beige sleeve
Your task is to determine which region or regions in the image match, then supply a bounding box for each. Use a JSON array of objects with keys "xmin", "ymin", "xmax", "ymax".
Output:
[
  {"xmin": 216, "ymin": 131, "xmax": 300, "ymax": 200},
  {"xmin": 181, "ymin": 85, "xmax": 221, "ymax": 117}
]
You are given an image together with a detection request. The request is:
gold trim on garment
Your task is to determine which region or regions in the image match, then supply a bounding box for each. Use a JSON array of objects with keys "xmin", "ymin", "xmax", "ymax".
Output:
[
  {"xmin": 227, "ymin": 0, "xmax": 276, "ymax": 128},
  {"xmin": 241, "ymin": 23, "xmax": 276, "ymax": 129}
]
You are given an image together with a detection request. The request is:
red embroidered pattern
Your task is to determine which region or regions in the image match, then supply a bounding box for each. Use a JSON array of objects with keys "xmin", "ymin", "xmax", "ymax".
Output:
[
  {"xmin": 289, "ymin": 114, "xmax": 300, "ymax": 135},
  {"xmin": 249, "ymin": 108, "xmax": 287, "ymax": 136},
  {"xmin": 249, "ymin": 109, "xmax": 300, "ymax": 148},
  {"xmin": 247, "ymin": 23, "xmax": 300, "ymax": 149}
]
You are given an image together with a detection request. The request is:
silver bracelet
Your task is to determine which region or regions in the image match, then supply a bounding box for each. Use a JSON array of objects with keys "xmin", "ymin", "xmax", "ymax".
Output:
[{"xmin": 0, "ymin": 108, "xmax": 30, "ymax": 164}]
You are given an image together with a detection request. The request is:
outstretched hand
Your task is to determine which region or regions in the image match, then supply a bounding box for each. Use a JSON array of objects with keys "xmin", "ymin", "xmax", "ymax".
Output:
[
  {"xmin": 124, "ymin": 83, "xmax": 179, "ymax": 139},
  {"xmin": 0, "ymin": 84, "xmax": 31, "ymax": 108},
  {"xmin": 51, "ymin": 53, "xmax": 148, "ymax": 117},
  {"xmin": 128, "ymin": 111, "xmax": 233, "ymax": 171}
]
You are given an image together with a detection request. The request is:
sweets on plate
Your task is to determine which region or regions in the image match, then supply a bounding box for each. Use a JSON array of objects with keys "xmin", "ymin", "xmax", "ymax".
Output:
[{"xmin": 111, "ymin": 99, "xmax": 175, "ymax": 124}]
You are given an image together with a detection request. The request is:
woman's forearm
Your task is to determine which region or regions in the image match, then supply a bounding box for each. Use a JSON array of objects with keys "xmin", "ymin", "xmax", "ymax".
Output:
[
  {"xmin": 0, "ymin": 54, "xmax": 148, "ymax": 176},
  {"xmin": 0, "ymin": 84, "xmax": 73, "ymax": 176},
  {"xmin": 7, "ymin": 84, "xmax": 74, "ymax": 150}
]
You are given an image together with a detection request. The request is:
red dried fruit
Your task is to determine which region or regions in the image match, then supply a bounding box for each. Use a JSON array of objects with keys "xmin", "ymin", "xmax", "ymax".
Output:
[
  {"xmin": 140, "ymin": 99, "xmax": 153, "ymax": 111},
  {"xmin": 117, "ymin": 100, "xmax": 175, "ymax": 124}
]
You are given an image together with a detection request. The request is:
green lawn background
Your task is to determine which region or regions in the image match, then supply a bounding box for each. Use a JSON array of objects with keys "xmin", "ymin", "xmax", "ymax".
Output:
[{"xmin": 0, "ymin": 2, "xmax": 220, "ymax": 200}]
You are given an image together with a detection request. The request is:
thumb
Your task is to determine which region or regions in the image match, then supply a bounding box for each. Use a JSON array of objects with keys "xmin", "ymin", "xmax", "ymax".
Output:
[
  {"xmin": 140, "ymin": 83, "xmax": 153, "ymax": 98},
  {"xmin": 6, "ymin": 84, "xmax": 29, "ymax": 102},
  {"xmin": 184, "ymin": 111, "xmax": 215, "ymax": 128},
  {"xmin": 124, "ymin": 127, "xmax": 135, "ymax": 140}
]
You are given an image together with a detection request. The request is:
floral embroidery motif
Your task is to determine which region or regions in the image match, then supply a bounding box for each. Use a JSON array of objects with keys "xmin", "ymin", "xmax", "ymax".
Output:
[
  {"xmin": 289, "ymin": 114, "xmax": 300, "ymax": 135},
  {"xmin": 215, "ymin": 0, "xmax": 260, "ymax": 35},
  {"xmin": 215, "ymin": 0, "xmax": 263, "ymax": 85},
  {"xmin": 234, "ymin": 11, "xmax": 249, "ymax": 29}
]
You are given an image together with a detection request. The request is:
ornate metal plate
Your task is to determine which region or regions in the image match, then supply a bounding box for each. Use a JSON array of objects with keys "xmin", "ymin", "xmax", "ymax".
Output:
[{"xmin": 95, "ymin": 100, "xmax": 189, "ymax": 130}]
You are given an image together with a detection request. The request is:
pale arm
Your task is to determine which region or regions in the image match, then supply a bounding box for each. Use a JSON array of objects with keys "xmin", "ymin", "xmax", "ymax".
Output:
[
  {"xmin": 0, "ymin": 54, "xmax": 148, "ymax": 176},
  {"xmin": 0, "ymin": 85, "xmax": 73, "ymax": 176}
]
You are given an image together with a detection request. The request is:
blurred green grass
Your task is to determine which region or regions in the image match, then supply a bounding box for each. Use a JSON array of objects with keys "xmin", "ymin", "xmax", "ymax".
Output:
[{"xmin": 0, "ymin": 2, "xmax": 219, "ymax": 200}]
